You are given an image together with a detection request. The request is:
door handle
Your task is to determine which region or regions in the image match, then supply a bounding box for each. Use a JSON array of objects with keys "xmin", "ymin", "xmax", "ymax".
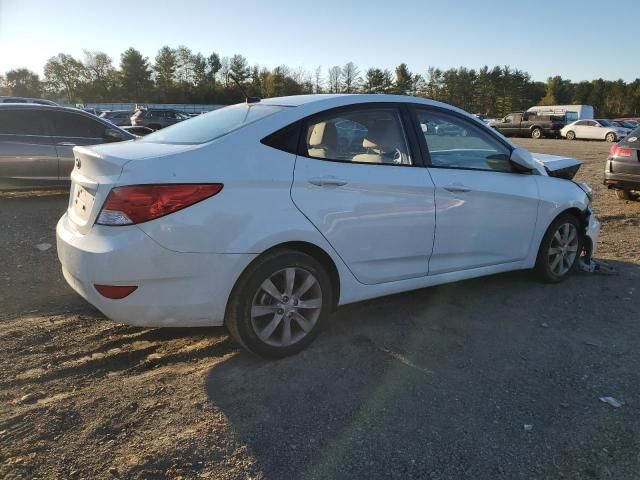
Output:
[
  {"xmin": 308, "ymin": 176, "xmax": 348, "ymax": 187},
  {"xmin": 444, "ymin": 183, "xmax": 472, "ymax": 193},
  {"xmin": 57, "ymin": 142, "xmax": 76, "ymax": 147}
]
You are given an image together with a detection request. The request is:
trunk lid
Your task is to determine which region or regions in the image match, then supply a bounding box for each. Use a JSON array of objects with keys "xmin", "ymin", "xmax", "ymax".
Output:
[
  {"xmin": 531, "ymin": 152, "xmax": 582, "ymax": 180},
  {"xmin": 67, "ymin": 141, "xmax": 199, "ymax": 234}
]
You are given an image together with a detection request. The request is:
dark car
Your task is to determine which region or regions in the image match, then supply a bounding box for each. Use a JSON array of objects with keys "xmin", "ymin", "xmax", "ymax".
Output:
[
  {"xmin": 130, "ymin": 109, "xmax": 189, "ymax": 130},
  {"xmin": 100, "ymin": 110, "xmax": 134, "ymax": 126},
  {"xmin": 491, "ymin": 111, "xmax": 565, "ymax": 139},
  {"xmin": 604, "ymin": 126, "xmax": 640, "ymax": 200},
  {"xmin": 0, "ymin": 104, "xmax": 134, "ymax": 190},
  {"xmin": 612, "ymin": 120, "xmax": 638, "ymax": 130},
  {"xmin": 0, "ymin": 96, "xmax": 58, "ymax": 106}
]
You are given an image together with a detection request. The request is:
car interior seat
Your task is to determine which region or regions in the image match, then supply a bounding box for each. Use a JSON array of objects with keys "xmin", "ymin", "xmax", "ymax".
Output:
[
  {"xmin": 353, "ymin": 122, "xmax": 405, "ymax": 164},
  {"xmin": 307, "ymin": 122, "xmax": 338, "ymax": 159}
]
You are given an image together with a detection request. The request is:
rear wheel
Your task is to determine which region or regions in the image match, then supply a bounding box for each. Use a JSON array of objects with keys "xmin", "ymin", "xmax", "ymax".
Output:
[
  {"xmin": 226, "ymin": 250, "xmax": 333, "ymax": 358},
  {"xmin": 615, "ymin": 189, "xmax": 640, "ymax": 201},
  {"xmin": 531, "ymin": 127, "xmax": 542, "ymax": 139},
  {"xmin": 565, "ymin": 130, "xmax": 576, "ymax": 140},
  {"xmin": 606, "ymin": 132, "xmax": 617, "ymax": 143},
  {"xmin": 535, "ymin": 214, "xmax": 583, "ymax": 283}
]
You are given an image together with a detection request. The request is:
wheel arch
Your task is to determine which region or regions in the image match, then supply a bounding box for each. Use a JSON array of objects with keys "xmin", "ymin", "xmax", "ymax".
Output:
[
  {"xmin": 546, "ymin": 206, "xmax": 591, "ymax": 253},
  {"xmin": 224, "ymin": 240, "xmax": 342, "ymax": 323}
]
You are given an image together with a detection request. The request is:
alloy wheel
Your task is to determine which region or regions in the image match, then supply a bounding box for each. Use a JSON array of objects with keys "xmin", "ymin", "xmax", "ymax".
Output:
[
  {"xmin": 250, "ymin": 267, "xmax": 323, "ymax": 347},
  {"xmin": 547, "ymin": 222, "xmax": 579, "ymax": 276}
]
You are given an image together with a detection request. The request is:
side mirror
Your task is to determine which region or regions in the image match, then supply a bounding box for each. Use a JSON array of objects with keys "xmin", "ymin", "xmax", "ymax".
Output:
[
  {"xmin": 510, "ymin": 148, "xmax": 537, "ymax": 171},
  {"xmin": 104, "ymin": 128, "xmax": 124, "ymax": 142}
]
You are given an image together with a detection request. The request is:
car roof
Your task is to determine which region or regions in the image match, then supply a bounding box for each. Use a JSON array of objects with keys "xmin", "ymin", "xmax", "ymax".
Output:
[
  {"xmin": 0, "ymin": 103, "xmax": 83, "ymax": 112},
  {"xmin": 0, "ymin": 96, "xmax": 58, "ymax": 105},
  {"xmin": 259, "ymin": 93, "xmax": 472, "ymax": 115}
]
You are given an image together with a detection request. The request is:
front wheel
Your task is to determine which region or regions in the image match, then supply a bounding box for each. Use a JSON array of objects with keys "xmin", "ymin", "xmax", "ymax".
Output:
[
  {"xmin": 606, "ymin": 132, "xmax": 617, "ymax": 143},
  {"xmin": 535, "ymin": 214, "xmax": 583, "ymax": 283},
  {"xmin": 226, "ymin": 250, "xmax": 333, "ymax": 357},
  {"xmin": 565, "ymin": 130, "xmax": 576, "ymax": 140},
  {"xmin": 531, "ymin": 127, "xmax": 542, "ymax": 139}
]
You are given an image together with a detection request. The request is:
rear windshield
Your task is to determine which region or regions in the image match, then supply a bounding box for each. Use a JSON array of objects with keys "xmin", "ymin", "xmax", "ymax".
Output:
[{"xmin": 140, "ymin": 103, "xmax": 286, "ymax": 145}]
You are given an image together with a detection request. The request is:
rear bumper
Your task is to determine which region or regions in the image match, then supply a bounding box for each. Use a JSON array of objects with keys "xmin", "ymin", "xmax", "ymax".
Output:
[
  {"xmin": 605, "ymin": 160, "xmax": 640, "ymax": 190},
  {"xmin": 56, "ymin": 213, "xmax": 256, "ymax": 327}
]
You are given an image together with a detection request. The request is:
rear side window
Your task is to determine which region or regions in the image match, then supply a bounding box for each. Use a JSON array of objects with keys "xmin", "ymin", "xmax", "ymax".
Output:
[
  {"xmin": 45, "ymin": 111, "xmax": 106, "ymax": 138},
  {"xmin": 302, "ymin": 107, "xmax": 412, "ymax": 165},
  {"xmin": 0, "ymin": 109, "xmax": 47, "ymax": 135},
  {"xmin": 141, "ymin": 104, "xmax": 286, "ymax": 145},
  {"xmin": 261, "ymin": 122, "xmax": 300, "ymax": 154}
]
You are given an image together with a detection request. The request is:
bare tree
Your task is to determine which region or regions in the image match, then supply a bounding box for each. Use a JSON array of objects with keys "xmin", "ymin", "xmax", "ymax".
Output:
[
  {"xmin": 342, "ymin": 61, "xmax": 361, "ymax": 93},
  {"xmin": 314, "ymin": 65, "xmax": 323, "ymax": 93},
  {"xmin": 327, "ymin": 65, "xmax": 343, "ymax": 93}
]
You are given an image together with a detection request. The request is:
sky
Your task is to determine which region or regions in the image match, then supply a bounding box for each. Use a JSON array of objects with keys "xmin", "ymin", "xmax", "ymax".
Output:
[{"xmin": 0, "ymin": 0, "xmax": 638, "ymax": 82}]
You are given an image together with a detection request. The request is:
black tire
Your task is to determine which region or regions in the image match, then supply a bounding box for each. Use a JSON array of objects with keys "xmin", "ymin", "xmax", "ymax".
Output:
[
  {"xmin": 225, "ymin": 249, "xmax": 333, "ymax": 358},
  {"xmin": 531, "ymin": 127, "xmax": 542, "ymax": 139},
  {"xmin": 535, "ymin": 213, "xmax": 583, "ymax": 283},
  {"xmin": 606, "ymin": 132, "xmax": 617, "ymax": 143},
  {"xmin": 616, "ymin": 189, "xmax": 640, "ymax": 201},
  {"xmin": 565, "ymin": 130, "xmax": 576, "ymax": 140}
]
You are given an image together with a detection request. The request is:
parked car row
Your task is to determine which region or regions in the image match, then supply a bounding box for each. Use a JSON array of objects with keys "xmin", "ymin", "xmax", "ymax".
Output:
[{"xmin": 490, "ymin": 111, "xmax": 634, "ymax": 142}]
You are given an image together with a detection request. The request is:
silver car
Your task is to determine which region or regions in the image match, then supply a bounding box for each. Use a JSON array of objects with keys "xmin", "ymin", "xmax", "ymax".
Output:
[{"xmin": 0, "ymin": 104, "xmax": 134, "ymax": 189}]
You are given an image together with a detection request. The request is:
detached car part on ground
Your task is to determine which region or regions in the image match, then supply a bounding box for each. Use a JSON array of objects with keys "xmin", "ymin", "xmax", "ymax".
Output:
[
  {"xmin": 604, "ymin": 127, "xmax": 640, "ymax": 201},
  {"xmin": 56, "ymin": 94, "xmax": 600, "ymax": 357}
]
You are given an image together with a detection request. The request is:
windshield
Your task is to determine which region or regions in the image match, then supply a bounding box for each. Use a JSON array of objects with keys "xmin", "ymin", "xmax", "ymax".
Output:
[{"xmin": 140, "ymin": 104, "xmax": 286, "ymax": 145}]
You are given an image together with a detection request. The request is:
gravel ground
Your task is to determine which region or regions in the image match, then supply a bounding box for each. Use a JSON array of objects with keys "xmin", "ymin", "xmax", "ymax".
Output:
[{"xmin": 1, "ymin": 138, "xmax": 639, "ymax": 479}]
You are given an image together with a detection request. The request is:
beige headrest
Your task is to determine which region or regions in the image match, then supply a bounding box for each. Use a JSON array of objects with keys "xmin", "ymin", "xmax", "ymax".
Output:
[
  {"xmin": 362, "ymin": 122, "xmax": 402, "ymax": 153},
  {"xmin": 309, "ymin": 122, "xmax": 337, "ymax": 148}
]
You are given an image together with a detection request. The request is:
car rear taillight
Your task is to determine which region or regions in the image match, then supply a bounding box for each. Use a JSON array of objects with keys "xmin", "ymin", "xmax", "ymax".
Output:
[
  {"xmin": 609, "ymin": 145, "xmax": 633, "ymax": 157},
  {"xmin": 96, "ymin": 184, "xmax": 223, "ymax": 225}
]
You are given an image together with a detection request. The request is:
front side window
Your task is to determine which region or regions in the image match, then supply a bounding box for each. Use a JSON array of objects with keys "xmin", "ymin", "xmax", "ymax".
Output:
[
  {"xmin": 45, "ymin": 111, "xmax": 105, "ymax": 138},
  {"xmin": 417, "ymin": 109, "xmax": 512, "ymax": 172},
  {"xmin": 303, "ymin": 107, "xmax": 411, "ymax": 165},
  {"xmin": 141, "ymin": 103, "xmax": 285, "ymax": 145},
  {"xmin": 0, "ymin": 109, "xmax": 46, "ymax": 135}
]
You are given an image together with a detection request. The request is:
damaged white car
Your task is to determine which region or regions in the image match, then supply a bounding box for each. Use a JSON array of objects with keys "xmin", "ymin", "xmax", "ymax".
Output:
[{"xmin": 56, "ymin": 94, "xmax": 599, "ymax": 357}]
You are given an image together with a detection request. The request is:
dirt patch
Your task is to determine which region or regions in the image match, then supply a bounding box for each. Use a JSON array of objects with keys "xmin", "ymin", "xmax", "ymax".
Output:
[{"xmin": 1, "ymin": 139, "xmax": 639, "ymax": 479}]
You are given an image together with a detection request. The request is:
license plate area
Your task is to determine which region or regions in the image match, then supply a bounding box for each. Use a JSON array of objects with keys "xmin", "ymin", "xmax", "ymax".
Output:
[{"xmin": 72, "ymin": 184, "xmax": 95, "ymax": 222}]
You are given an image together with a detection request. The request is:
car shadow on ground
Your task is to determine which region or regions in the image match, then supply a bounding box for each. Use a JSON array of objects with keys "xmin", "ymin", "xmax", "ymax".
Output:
[{"xmin": 204, "ymin": 262, "xmax": 640, "ymax": 479}]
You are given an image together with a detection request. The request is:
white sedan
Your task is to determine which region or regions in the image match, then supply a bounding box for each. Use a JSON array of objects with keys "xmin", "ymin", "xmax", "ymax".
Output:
[
  {"xmin": 561, "ymin": 119, "xmax": 630, "ymax": 142},
  {"xmin": 57, "ymin": 94, "xmax": 600, "ymax": 357}
]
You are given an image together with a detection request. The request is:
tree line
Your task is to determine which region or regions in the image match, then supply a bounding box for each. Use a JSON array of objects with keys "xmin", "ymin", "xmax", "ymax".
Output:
[{"xmin": 1, "ymin": 46, "xmax": 639, "ymax": 117}]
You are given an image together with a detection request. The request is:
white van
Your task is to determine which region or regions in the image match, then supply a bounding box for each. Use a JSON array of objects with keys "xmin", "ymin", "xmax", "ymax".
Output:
[{"xmin": 527, "ymin": 105, "xmax": 594, "ymax": 123}]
